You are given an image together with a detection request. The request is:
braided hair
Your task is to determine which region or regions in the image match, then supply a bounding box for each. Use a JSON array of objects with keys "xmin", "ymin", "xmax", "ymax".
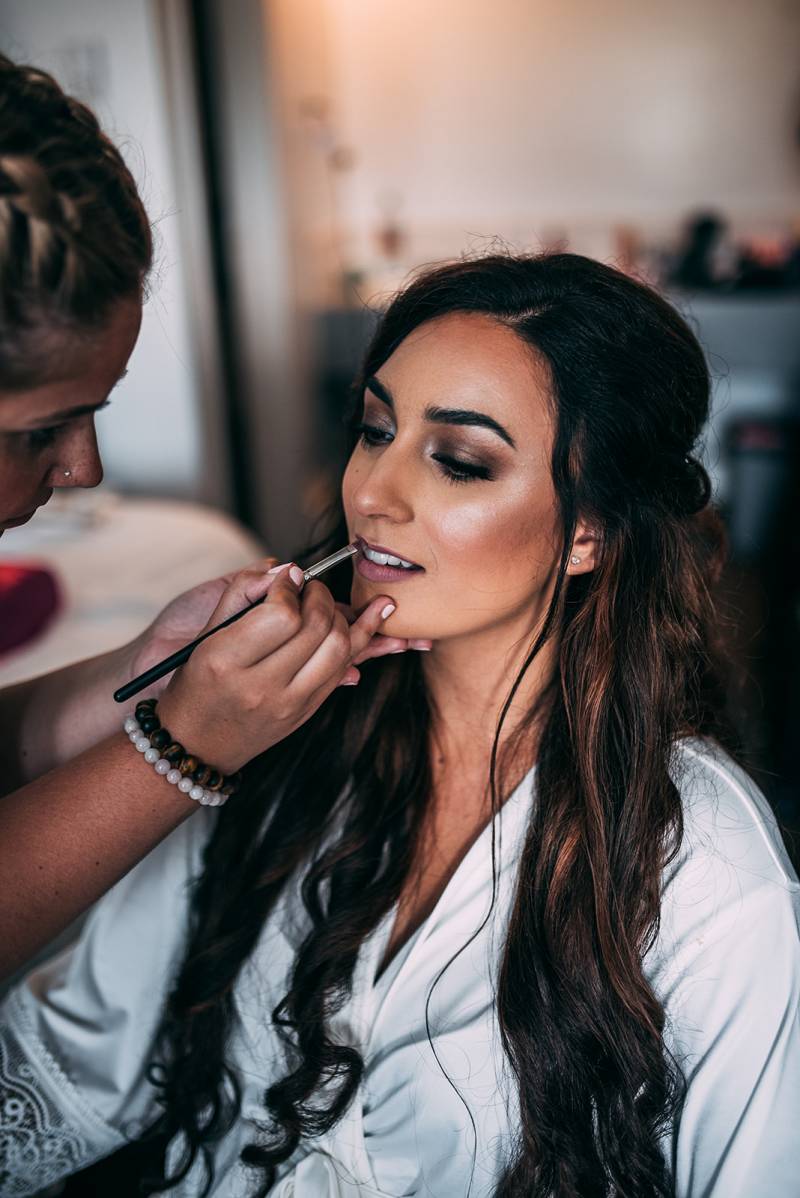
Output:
[{"xmin": 0, "ymin": 52, "xmax": 151, "ymax": 388}]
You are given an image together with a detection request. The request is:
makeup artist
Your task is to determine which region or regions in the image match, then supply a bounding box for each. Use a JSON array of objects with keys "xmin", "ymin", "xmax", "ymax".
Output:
[{"xmin": 0, "ymin": 53, "xmax": 428, "ymax": 983}]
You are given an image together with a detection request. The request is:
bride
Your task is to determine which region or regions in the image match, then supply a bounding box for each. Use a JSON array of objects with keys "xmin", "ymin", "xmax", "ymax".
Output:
[{"xmin": 2, "ymin": 252, "xmax": 798, "ymax": 1198}]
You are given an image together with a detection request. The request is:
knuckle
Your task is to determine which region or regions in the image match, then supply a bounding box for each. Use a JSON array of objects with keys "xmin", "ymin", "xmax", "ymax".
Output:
[
  {"xmin": 239, "ymin": 686, "xmax": 263, "ymax": 714},
  {"xmin": 328, "ymin": 626, "xmax": 351, "ymax": 660},
  {"xmin": 305, "ymin": 603, "xmax": 333, "ymax": 640},
  {"xmin": 270, "ymin": 600, "xmax": 302, "ymax": 637}
]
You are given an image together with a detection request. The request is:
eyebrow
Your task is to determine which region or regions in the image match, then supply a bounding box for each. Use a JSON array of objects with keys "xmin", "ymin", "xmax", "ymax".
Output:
[
  {"xmin": 26, "ymin": 371, "xmax": 128, "ymax": 427},
  {"xmin": 26, "ymin": 399, "xmax": 110, "ymax": 427},
  {"xmin": 365, "ymin": 375, "xmax": 517, "ymax": 450}
]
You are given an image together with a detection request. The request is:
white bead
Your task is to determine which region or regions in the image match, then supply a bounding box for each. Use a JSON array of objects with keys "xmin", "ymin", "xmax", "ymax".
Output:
[
  {"xmin": 124, "ymin": 717, "xmax": 138, "ymax": 734},
  {"xmin": 189, "ymin": 785, "xmax": 205, "ymax": 802},
  {"xmin": 129, "ymin": 730, "xmax": 140, "ymax": 742},
  {"xmin": 135, "ymin": 736, "xmax": 150, "ymax": 752},
  {"xmin": 166, "ymin": 769, "xmax": 182, "ymax": 785},
  {"xmin": 144, "ymin": 747, "xmax": 159, "ymax": 764},
  {"xmin": 178, "ymin": 777, "xmax": 193, "ymax": 793},
  {"xmin": 155, "ymin": 758, "xmax": 171, "ymax": 775},
  {"xmin": 203, "ymin": 790, "xmax": 216, "ymax": 806}
]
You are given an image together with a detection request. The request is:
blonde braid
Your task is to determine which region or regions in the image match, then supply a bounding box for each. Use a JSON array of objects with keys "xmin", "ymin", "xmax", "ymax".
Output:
[{"xmin": 0, "ymin": 52, "xmax": 151, "ymax": 386}]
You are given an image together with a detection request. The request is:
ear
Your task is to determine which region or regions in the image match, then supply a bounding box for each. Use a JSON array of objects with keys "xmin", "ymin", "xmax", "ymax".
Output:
[{"xmin": 567, "ymin": 518, "xmax": 601, "ymax": 575}]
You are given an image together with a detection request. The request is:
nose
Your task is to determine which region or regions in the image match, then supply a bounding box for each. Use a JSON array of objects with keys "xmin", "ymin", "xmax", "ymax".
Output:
[
  {"xmin": 48, "ymin": 422, "xmax": 104, "ymax": 490},
  {"xmin": 350, "ymin": 442, "xmax": 414, "ymax": 525}
]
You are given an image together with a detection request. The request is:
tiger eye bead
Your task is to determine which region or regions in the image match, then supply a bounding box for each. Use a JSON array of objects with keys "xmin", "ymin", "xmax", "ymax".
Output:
[
  {"xmin": 192, "ymin": 763, "xmax": 211, "ymax": 786},
  {"xmin": 179, "ymin": 755, "xmax": 200, "ymax": 776},
  {"xmin": 163, "ymin": 743, "xmax": 185, "ymax": 765},
  {"xmin": 149, "ymin": 728, "xmax": 171, "ymax": 751},
  {"xmin": 138, "ymin": 715, "xmax": 160, "ymax": 735},
  {"xmin": 205, "ymin": 770, "xmax": 223, "ymax": 791},
  {"xmin": 220, "ymin": 782, "xmax": 235, "ymax": 797},
  {"xmin": 135, "ymin": 699, "xmax": 156, "ymax": 720}
]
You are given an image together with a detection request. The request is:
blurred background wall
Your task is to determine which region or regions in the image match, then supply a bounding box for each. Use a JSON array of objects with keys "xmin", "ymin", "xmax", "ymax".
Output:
[
  {"xmin": 1, "ymin": 0, "xmax": 798, "ymax": 811},
  {"xmin": 284, "ymin": 0, "xmax": 800, "ymax": 289}
]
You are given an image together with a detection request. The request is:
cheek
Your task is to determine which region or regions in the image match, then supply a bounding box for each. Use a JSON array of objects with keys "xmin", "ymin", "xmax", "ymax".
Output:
[
  {"xmin": 0, "ymin": 449, "xmax": 42, "ymax": 518},
  {"xmin": 435, "ymin": 486, "xmax": 559, "ymax": 576}
]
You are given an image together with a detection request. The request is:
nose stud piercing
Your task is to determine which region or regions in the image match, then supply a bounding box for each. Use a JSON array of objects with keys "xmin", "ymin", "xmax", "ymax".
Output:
[
  {"xmin": 570, "ymin": 555, "xmax": 581, "ymax": 565},
  {"xmin": 63, "ymin": 470, "xmax": 71, "ymax": 477}
]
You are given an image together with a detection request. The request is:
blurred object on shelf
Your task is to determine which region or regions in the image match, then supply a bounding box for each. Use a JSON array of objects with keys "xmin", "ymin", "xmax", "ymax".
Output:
[
  {"xmin": 667, "ymin": 209, "xmax": 800, "ymax": 294},
  {"xmin": 612, "ymin": 223, "xmax": 642, "ymax": 276},
  {"xmin": 670, "ymin": 211, "xmax": 737, "ymax": 290},
  {"xmin": 736, "ymin": 231, "xmax": 798, "ymax": 290},
  {"xmin": 374, "ymin": 188, "xmax": 406, "ymax": 261}
]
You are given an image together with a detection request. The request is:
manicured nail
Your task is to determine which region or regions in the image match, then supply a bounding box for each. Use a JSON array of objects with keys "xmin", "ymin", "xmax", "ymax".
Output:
[
  {"xmin": 381, "ymin": 603, "xmax": 396, "ymax": 620},
  {"xmin": 267, "ymin": 562, "xmax": 290, "ymax": 574},
  {"xmin": 342, "ymin": 679, "xmax": 359, "ymax": 686},
  {"xmin": 414, "ymin": 645, "xmax": 431, "ymax": 650},
  {"xmin": 289, "ymin": 565, "xmax": 305, "ymax": 586}
]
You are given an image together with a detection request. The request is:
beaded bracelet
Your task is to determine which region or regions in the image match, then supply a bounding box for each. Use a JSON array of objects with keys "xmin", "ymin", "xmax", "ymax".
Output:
[{"xmin": 123, "ymin": 698, "xmax": 241, "ymax": 808}]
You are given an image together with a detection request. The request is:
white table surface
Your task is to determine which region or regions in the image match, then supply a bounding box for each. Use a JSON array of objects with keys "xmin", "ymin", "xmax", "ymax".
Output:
[{"xmin": 0, "ymin": 490, "xmax": 265, "ymax": 686}]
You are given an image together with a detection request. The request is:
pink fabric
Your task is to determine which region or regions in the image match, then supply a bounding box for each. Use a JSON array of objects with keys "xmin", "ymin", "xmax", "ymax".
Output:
[{"xmin": 0, "ymin": 562, "xmax": 62, "ymax": 656}]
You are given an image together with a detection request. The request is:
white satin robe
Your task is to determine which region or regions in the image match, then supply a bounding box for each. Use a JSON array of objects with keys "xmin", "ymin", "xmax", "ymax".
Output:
[{"xmin": 1, "ymin": 738, "xmax": 799, "ymax": 1196}]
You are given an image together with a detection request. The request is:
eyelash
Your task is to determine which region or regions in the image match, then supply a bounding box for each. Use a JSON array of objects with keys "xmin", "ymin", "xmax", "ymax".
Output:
[
  {"xmin": 351, "ymin": 421, "xmax": 492, "ymax": 485},
  {"xmin": 24, "ymin": 400, "xmax": 112, "ymax": 452}
]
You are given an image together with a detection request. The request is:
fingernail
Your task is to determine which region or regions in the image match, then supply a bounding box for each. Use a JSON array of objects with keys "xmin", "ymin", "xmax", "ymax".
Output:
[
  {"xmin": 342, "ymin": 679, "xmax": 359, "ymax": 686},
  {"xmin": 381, "ymin": 603, "xmax": 396, "ymax": 620},
  {"xmin": 289, "ymin": 565, "xmax": 305, "ymax": 586},
  {"xmin": 267, "ymin": 562, "xmax": 290, "ymax": 574},
  {"xmin": 414, "ymin": 645, "xmax": 431, "ymax": 651}
]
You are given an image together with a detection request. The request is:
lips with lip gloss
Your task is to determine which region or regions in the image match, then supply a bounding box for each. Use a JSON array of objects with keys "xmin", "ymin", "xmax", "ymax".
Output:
[{"xmin": 355, "ymin": 539, "xmax": 425, "ymax": 583}]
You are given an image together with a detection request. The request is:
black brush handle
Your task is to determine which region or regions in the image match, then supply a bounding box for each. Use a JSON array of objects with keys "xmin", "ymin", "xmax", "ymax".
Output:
[{"xmin": 113, "ymin": 596, "xmax": 264, "ymax": 704}]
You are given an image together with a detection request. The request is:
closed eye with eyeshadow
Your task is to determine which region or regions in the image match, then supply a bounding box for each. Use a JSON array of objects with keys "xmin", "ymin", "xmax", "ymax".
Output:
[
  {"xmin": 350, "ymin": 419, "xmax": 494, "ymax": 485},
  {"xmin": 18, "ymin": 399, "xmax": 112, "ymax": 454}
]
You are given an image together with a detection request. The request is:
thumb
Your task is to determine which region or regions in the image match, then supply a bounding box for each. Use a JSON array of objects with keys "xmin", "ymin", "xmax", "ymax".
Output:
[{"xmin": 347, "ymin": 595, "xmax": 396, "ymax": 659}]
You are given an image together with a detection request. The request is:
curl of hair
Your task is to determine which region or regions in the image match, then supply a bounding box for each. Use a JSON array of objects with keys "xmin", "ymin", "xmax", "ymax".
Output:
[
  {"xmin": 139, "ymin": 254, "xmax": 738, "ymax": 1198},
  {"xmin": 0, "ymin": 52, "xmax": 152, "ymax": 388}
]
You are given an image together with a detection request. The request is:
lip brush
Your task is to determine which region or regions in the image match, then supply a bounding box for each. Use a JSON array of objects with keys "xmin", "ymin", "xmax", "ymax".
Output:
[{"xmin": 113, "ymin": 543, "xmax": 359, "ymax": 704}]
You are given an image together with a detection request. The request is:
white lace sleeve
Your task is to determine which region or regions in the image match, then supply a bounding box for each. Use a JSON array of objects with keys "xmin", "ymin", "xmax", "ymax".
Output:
[
  {"xmin": 0, "ymin": 808, "xmax": 214, "ymax": 1194},
  {"xmin": 0, "ymin": 987, "xmax": 125, "ymax": 1195}
]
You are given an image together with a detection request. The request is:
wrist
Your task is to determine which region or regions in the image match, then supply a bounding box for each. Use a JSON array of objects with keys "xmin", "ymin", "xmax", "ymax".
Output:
[
  {"xmin": 126, "ymin": 699, "xmax": 242, "ymax": 805},
  {"xmin": 150, "ymin": 690, "xmax": 247, "ymax": 777}
]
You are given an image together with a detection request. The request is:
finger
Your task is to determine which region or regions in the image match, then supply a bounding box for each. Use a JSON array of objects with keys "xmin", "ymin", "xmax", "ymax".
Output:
[
  {"xmin": 351, "ymin": 634, "xmax": 408, "ymax": 664},
  {"xmin": 200, "ymin": 560, "xmax": 302, "ymax": 631},
  {"xmin": 230, "ymin": 576, "xmax": 337, "ymax": 680},
  {"xmin": 347, "ymin": 596, "xmax": 397, "ymax": 661},
  {"xmin": 194, "ymin": 563, "xmax": 306, "ymax": 671},
  {"xmin": 338, "ymin": 665, "xmax": 361, "ymax": 686},
  {"xmin": 281, "ymin": 600, "xmax": 351, "ymax": 695}
]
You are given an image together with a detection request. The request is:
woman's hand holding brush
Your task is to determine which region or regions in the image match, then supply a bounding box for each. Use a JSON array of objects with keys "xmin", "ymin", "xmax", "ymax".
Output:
[{"xmin": 150, "ymin": 559, "xmax": 428, "ymax": 775}]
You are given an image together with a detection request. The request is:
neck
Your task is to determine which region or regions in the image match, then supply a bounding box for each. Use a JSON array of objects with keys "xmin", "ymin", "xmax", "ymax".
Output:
[{"xmin": 421, "ymin": 617, "xmax": 558, "ymax": 778}]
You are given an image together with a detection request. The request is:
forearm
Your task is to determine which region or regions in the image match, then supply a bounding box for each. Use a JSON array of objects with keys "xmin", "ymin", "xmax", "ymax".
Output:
[
  {"xmin": 0, "ymin": 729, "xmax": 197, "ymax": 981},
  {"xmin": 0, "ymin": 637, "xmax": 144, "ymax": 793}
]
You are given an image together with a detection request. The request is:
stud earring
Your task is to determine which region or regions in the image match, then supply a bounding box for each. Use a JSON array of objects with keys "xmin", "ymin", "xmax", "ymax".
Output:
[{"xmin": 570, "ymin": 555, "xmax": 581, "ymax": 565}]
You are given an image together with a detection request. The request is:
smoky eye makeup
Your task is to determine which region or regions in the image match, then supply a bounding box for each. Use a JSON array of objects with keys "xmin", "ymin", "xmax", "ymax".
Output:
[{"xmin": 352, "ymin": 405, "xmax": 498, "ymax": 484}]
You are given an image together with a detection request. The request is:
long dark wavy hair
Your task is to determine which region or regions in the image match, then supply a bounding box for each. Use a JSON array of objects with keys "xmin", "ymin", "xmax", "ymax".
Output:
[{"xmin": 141, "ymin": 253, "xmax": 737, "ymax": 1197}]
